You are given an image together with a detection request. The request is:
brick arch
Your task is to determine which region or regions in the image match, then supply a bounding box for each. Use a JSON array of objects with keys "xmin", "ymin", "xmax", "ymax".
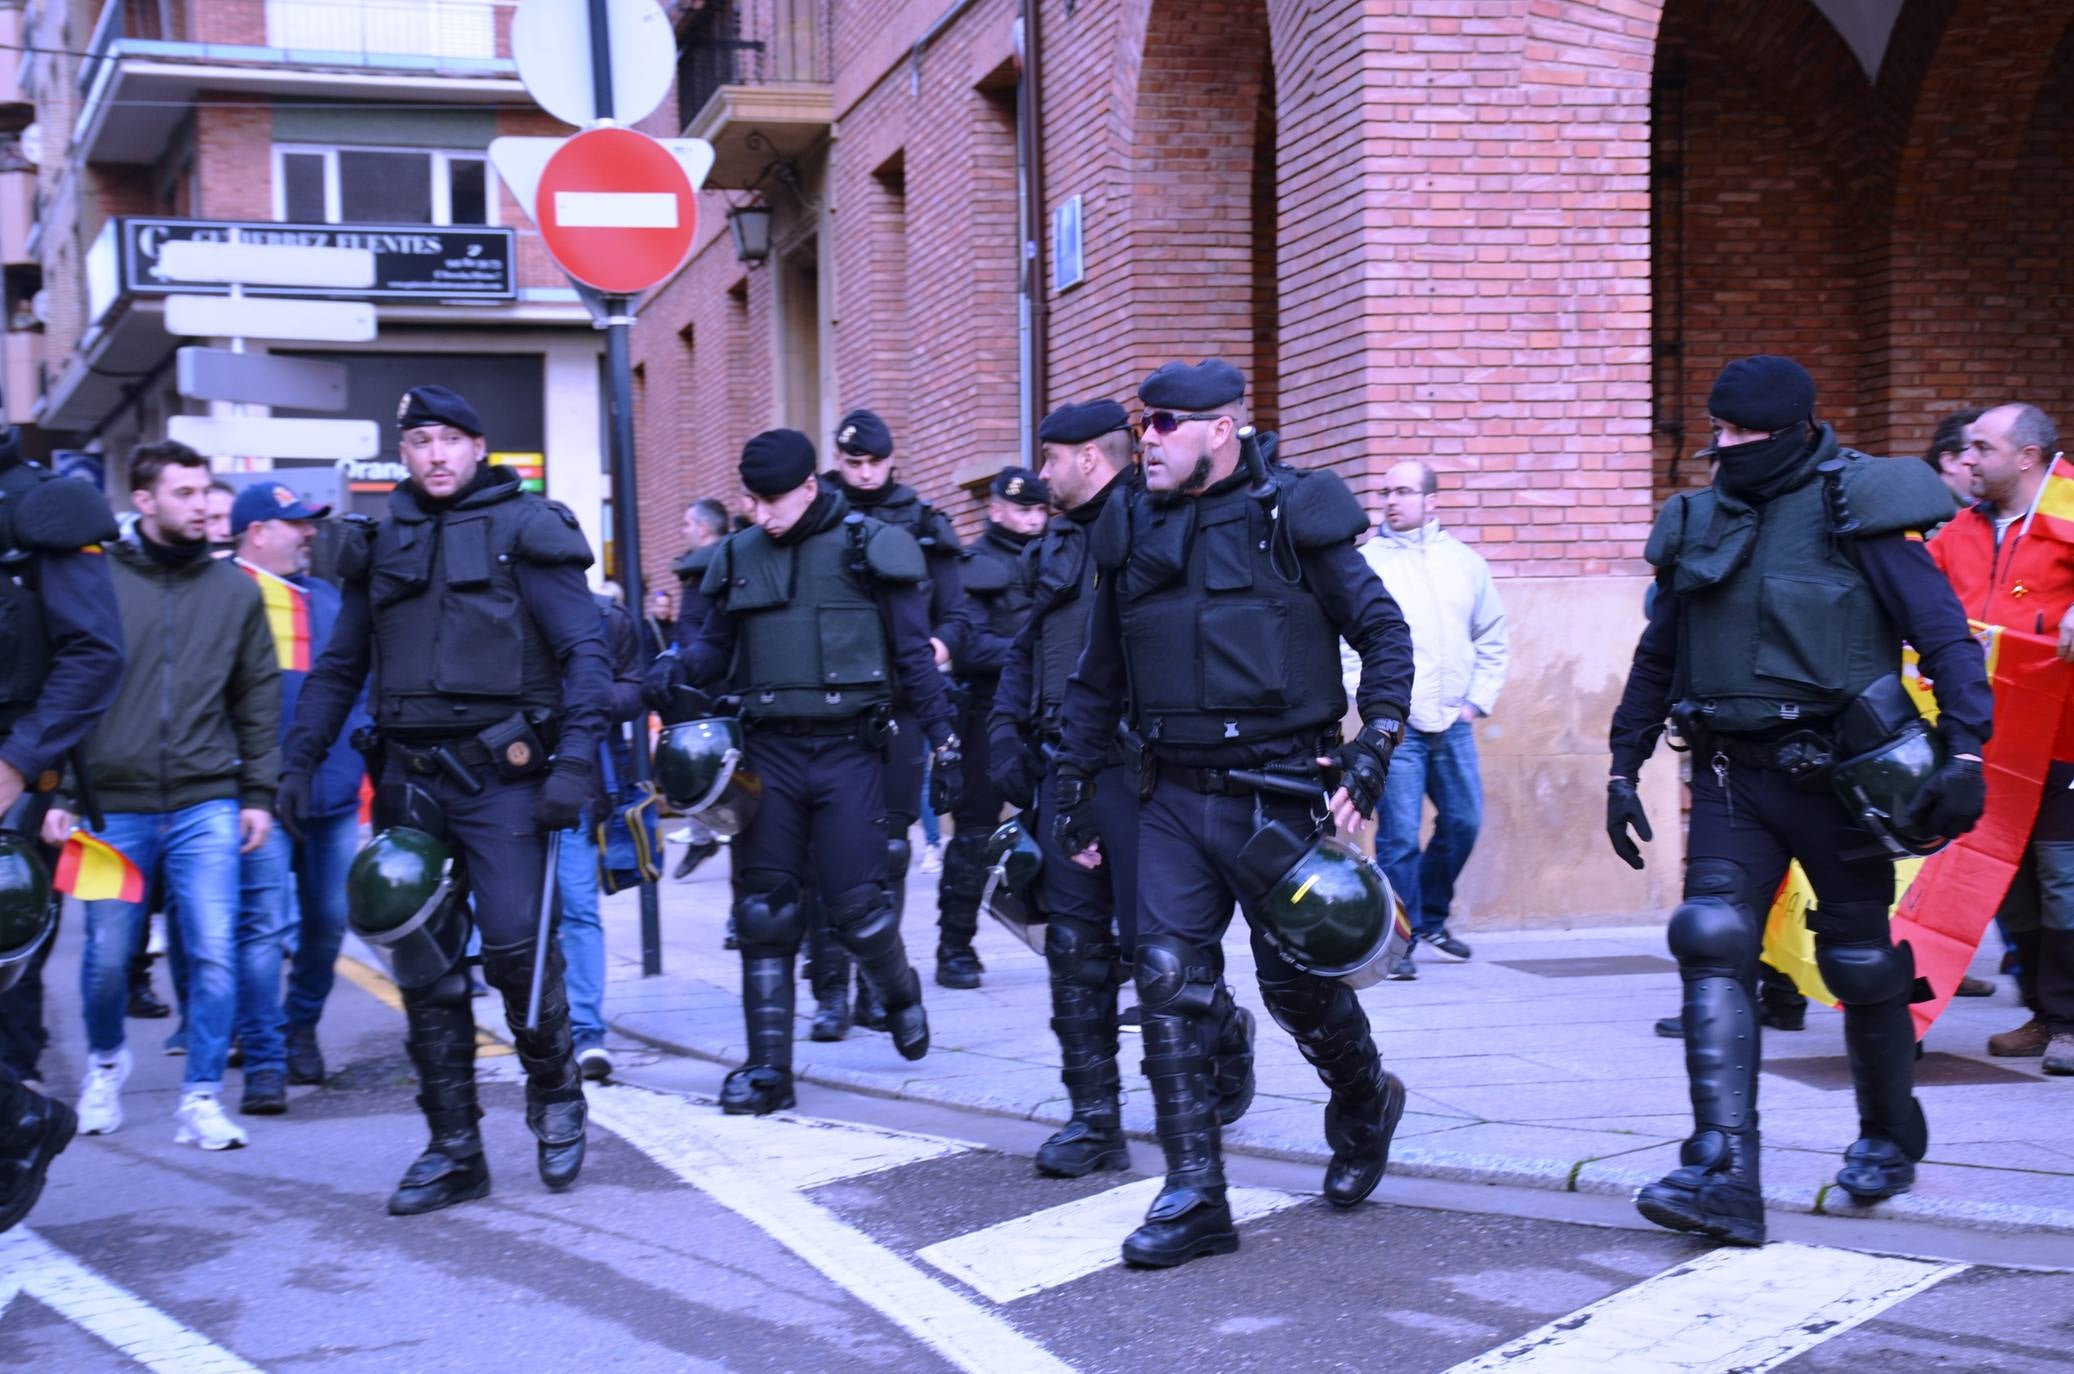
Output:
[{"xmin": 1870, "ymin": 0, "xmax": 2074, "ymax": 448}]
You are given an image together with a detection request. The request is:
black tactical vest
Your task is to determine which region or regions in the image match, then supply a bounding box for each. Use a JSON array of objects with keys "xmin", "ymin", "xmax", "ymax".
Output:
[
  {"xmin": 0, "ymin": 463, "xmax": 56, "ymax": 733},
  {"xmin": 367, "ymin": 476, "xmax": 566, "ymax": 737},
  {"xmin": 1027, "ymin": 519, "xmax": 1095, "ymax": 729},
  {"xmin": 1112, "ymin": 479, "xmax": 1346, "ymax": 754},
  {"xmin": 712, "ymin": 516, "xmax": 895, "ymax": 722},
  {"xmin": 673, "ymin": 542, "xmax": 715, "ymax": 587},
  {"xmin": 960, "ymin": 526, "xmax": 1036, "ymax": 680}
]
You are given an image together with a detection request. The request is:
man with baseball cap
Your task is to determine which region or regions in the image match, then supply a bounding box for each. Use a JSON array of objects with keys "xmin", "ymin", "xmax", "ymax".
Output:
[
  {"xmin": 231, "ymin": 483, "xmax": 369, "ymax": 1104},
  {"xmin": 1609, "ymin": 355, "xmax": 1994, "ymax": 1244}
]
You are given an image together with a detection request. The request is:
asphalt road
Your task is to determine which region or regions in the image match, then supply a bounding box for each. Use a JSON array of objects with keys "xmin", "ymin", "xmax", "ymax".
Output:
[{"xmin": 6, "ymin": 929, "xmax": 2072, "ymax": 1373}]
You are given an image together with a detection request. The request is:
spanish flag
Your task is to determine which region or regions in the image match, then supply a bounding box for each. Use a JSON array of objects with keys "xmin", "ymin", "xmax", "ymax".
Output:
[
  {"xmin": 2033, "ymin": 459, "xmax": 2074, "ymax": 544},
  {"xmin": 1762, "ymin": 624, "xmax": 2074, "ymax": 1035},
  {"xmin": 52, "ymin": 831, "xmax": 146, "ymax": 903},
  {"xmin": 239, "ymin": 562, "xmax": 311, "ymax": 673}
]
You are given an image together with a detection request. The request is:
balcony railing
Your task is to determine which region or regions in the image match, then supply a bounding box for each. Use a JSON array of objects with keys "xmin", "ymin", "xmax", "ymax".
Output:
[{"xmin": 676, "ymin": 0, "xmax": 831, "ymax": 129}]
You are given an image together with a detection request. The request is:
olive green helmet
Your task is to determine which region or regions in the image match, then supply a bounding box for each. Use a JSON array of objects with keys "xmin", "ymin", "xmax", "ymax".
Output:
[
  {"xmin": 980, "ymin": 817, "xmax": 1045, "ymax": 954},
  {"xmin": 347, "ymin": 826, "xmax": 469, "ymax": 989},
  {"xmin": 1832, "ymin": 720, "xmax": 1949, "ymax": 858},
  {"xmin": 0, "ymin": 832, "xmax": 53, "ymax": 995},
  {"xmin": 1238, "ymin": 824, "xmax": 1412, "ymax": 988},
  {"xmin": 653, "ymin": 717, "xmax": 761, "ymax": 837}
]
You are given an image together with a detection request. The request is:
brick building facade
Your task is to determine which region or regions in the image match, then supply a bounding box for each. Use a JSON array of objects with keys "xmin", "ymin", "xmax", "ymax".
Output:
[{"xmin": 633, "ymin": 0, "xmax": 2073, "ymax": 928}]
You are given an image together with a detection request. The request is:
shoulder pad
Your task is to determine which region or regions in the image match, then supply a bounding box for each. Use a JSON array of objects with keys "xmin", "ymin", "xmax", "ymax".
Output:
[
  {"xmin": 918, "ymin": 508, "xmax": 961, "ymax": 557},
  {"xmin": 1281, "ymin": 469, "xmax": 1368, "ymax": 549},
  {"xmin": 1838, "ymin": 452, "xmax": 1957, "ymax": 537},
  {"xmin": 1644, "ymin": 491, "xmax": 1698, "ymax": 569},
  {"xmin": 863, "ymin": 520, "xmax": 927, "ymax": 583},
  {"xmin": 513, "ymin": 498, "xmax": 594, "ymax": 568},
  {"xmin": 701, "ymin": 530, "xmax": 751, "ymax": 597},
  {"xmin": 12, "ymin": 473, "xmax": 118, "ymax": 551},
  {"xmin": 960, "ymin": 551, "xmax": 1013, "ymax": 593},
  {"xmin": 333, "ymin": 514, "xmax": 378, "ymax": 583},
  {"xmin": 675, "ymin": 544, "xmax": 716, "ymax": 581},
  {"xmin": 1090, "ymin": 486, "xmax": 1133, "ymax": 570}
]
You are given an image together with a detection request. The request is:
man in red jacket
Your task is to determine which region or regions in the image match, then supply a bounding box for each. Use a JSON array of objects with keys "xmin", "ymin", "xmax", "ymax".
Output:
[{"xmin": 1929, "ymin": 402, "xmax": 2074, "ymax": 1073}]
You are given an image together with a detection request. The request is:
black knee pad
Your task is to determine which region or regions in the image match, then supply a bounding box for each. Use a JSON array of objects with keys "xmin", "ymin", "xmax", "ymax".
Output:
[
  {"xmin": 408, "ymin": 966, "xmax": 473, "ymax": 1012},
  {"xmin": 1046, "ymin": 917, "xmax": 1118, "ymax": 989},
  {"xmin": 830, "ymin": 882, "xmax": 898, "ymax": 943},
  {"xmin": 1683, "ymin": 857, "xmax": 1746, "ymax": 905},
  {"xmin": 886, "ymin": 838, "xmax": 912, "ymax": 881},
  {"xmin": 734, "ymin": 878, "xmax": 805, "ymax": 953},
  {"xmin": 939, "ymin": 832, "xmax": 993, "ymax": 903},
  {"xmin": 1816, "ymin": 924, "xmax": 1914, "ymax": 1006},
  {"xmin": 1133, "ymin": 935, "xmax": 1221, "ymax": 1016},
  {"xmin": 1667, "ymin": 896, "xmax": 1759, "ymax": 975}
]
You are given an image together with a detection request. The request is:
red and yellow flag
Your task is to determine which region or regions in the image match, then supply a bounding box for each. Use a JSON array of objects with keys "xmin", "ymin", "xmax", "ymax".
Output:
[
  {"xmin": 240, "ymin": 562, "xmax": 311, "ymax": 673},
  {"xmin": 2034, "ymin": 463, "xmax": 2074, "ymax": 544},
  {"xmin": 1761, "ymin": 624, "xmax": 2074, "ymax": 1035},
  {"xmin": 52, "ymin": 832, "xmax": 146, "ymax": 903}
]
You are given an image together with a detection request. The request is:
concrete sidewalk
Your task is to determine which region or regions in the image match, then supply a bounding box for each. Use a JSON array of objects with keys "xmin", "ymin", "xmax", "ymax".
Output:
[{"xmin": 595, "ymin": 843, "xmax": 2074, "ymax": 1240}]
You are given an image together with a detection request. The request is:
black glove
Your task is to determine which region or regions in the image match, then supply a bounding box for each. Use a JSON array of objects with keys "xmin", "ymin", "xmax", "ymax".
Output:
[
  {"xmin": 641, "ymin": 650, "xmax": 688, "ymax": 713},
  {"xmin": 986, "ymin": 725, "xmax": 1042, "ymax": 811},
  {"xmin": 1332, "ymin": 721, "xmax": 1399, "ymax": 819},
  {"xmin": 929, "ymin": 737, "xmax": 964, "ymax": 816},
  {"xmin": 1606, "ymin": 776, "xmax": 1652, "ymax": 870},
  {"xmin": 1902, "ymin": 755, "xmax": 1986, "ymax": 839},
  {"xmin": 1051, "ymin": 771, "xmax": 1100, "ymax": 858},
  {"xmin": 534, "ymin": 763, "xmax": 593, "ymax": 834},
  {"xmin": 275, "ymin": 771, "xmax": 311, "ymax": 842}
]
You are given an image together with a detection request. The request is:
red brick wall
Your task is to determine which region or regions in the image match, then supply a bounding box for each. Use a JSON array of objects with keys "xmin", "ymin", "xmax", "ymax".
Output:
[{"xmin": 193, "ymin": 96, "xmax": 272, "ymax": 220}]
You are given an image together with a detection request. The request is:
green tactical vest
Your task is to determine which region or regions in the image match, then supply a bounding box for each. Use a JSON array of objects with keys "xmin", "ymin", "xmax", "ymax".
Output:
[
  {"xmin": 714, "ymin": 521, "xmax": 893, "ymax": 722},
  {"xmin": 1670, "ymin": 474, "xmax": 1897, "ymax": 735}
]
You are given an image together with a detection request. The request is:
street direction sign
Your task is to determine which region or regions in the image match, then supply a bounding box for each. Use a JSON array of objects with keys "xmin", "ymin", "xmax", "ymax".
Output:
[
  {"xmin": 164, "ymin": 294, "xmax": 377, "ymax": 343},
  {"xmin": 157, "ymin": 239, "xmax": 376, "ymax": 289},
  {"xmin": 176, "ymin": 347, "xmax": 349, "ymax": 410},
  {"xmin": 168, "ymin": 416, "xmax": 380, "ymax": 461},
  {"xmin": 511, "ymin": 0, "xmax": 675, "ymax": 129},
  {"xmin": 533, "ymin": 127, "xmax": 699, "ymax": 293}
]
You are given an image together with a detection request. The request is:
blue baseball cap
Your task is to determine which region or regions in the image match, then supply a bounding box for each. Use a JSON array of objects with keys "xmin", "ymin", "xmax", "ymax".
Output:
[{"xmin": 231, "ymin": 482, "xmax": 332, "ymax": 535}]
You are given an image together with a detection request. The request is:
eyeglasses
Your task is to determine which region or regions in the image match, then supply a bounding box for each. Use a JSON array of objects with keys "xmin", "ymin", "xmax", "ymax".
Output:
[
  {"xmin": 1137, "ymin": 411, "xmax": 1224, "ymax": 436},
  {"xmin": 1378, "ymin": 487, "xmax": 1424, "ymax": 500}
]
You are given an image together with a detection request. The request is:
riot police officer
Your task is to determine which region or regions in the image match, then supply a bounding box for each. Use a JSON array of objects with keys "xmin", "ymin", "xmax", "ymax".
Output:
[
  {"xmin": 1053, "ymin": 362, "xmax": 1416, "ymax": 1268},
  {"xmin": 670, "ymin": 429, "xmax": 960, "ymax": 1115},
  {"xmin": 933, "ymin": 466, "xmax": 1048, "ymax": 988},
  {"xmin": 0, "ymin": 426, "xmax": 125, "ymax": 1233},
  {"xmin": 820, "ymin": 409, "xmax": 963, "ymax": 1027},
  {"xmin": 280, "ymin": 386, "xmax": 612, "ymax": 1216},
  {"xmin": 1608, "ymin": 355, "xmax": 1993, "ymax": 1246},
  {"xmin": 989, "ymin": 401, "xmax": 1147, "ymax": 1177}
]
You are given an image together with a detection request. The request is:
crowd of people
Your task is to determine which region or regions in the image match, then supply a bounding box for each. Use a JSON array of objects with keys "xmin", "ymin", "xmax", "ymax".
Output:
[{"xmin": 0, "ymin": 354, "xmax": 2066, "ymax": 1272}]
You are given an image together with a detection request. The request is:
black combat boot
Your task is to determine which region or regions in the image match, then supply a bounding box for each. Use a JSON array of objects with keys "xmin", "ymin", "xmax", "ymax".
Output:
[
  {"xmin": 1035, "ymin": 918, "xmax": 1128, "ymax": 1178},
  {"xmin": 1122, "ymin": 1006, "xmax": 1236, "ymax": 1267},
  {"xmin": 1834, "ymin": 971, "xmax": 1929, "ymax": 1202},
  {"xmin": 1635, "ymin": 1126, "xmax": 1766, "ymax": 1246},
  {"xmin": 1210, "ymin": 991, "xmax": 1257, "ymax": 1126},
  {"xmin": 0, "ymin": 1082, "xmax": 76, "ymax": 1234},
  {"xmin": 389, "ymin": 970, "xmax": 490, "ymax": 1216},
  {"xmin": 806, "ymin": 922, "xmax": 853, "ymax": 1043},
  {"xmin": 831, "ymin": 885, "xmax": 929, "ymax": 1060},
  {"xmin": 934, "ymin": 832, "xmax": 991, "ymax": 990},
  {"xmin": 482, "ymin": 940, "xmax": 587, "ymax": 1193},
  {"xmin": 1257, "ymin": 966, "xmax": 1401, "ymax": 1206},
  {"xmin": 721, "ymin": 954, "xmax": 798, "ymax": 1115}
]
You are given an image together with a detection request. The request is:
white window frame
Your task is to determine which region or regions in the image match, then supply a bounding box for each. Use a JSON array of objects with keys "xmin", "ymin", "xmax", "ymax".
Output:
[{"xmin": 270, "ymin": 143, "xmax": 500, "ymax": 227}]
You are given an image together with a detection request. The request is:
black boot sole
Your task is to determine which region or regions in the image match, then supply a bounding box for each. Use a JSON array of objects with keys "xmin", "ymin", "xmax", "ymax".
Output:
[
  {"xmin": 1034, "ymin": 1143, "xmax": 1130, "ymax": 1179},
  {"xmin": 1325, "ymin": 1073, "xmax": 1407, "ymax": 1209},
  {"xmin": 389, "ymin": 1171, "xmax": 492, "ymax": 1217},
  {"xmin": 285, "ymin": 1066, "xmax": 325, "ymax": 1086},
  {"xmin": 1121, "ymin": 1225, "xmax": 1240, "ymax": 1268},
  {"xmin": 935, "ymin": 966, "xmax": 982, "ymax": 990},
  {"xmin": 1634, "ymin": 1186, "xmax": 1766, "ymax": 1246},
  {"xmin": 809, "ymin": 1017, "xmax": 850, "ymax": 1043},
  {"xmin": 720, "ymin": 1091, "xmax": 797, "ymax": 1116},
  {"xmin": 540, "ymin": 1145, "xmax": 586, "ymax": 1192},
  {"xmin": 0, "ymin": 1100, "xmax": 76, "ymax": 1233}
]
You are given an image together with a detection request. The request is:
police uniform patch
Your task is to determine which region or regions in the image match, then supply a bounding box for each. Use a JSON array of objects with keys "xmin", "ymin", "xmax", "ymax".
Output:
[
  {"xmin": 1006, "ymin": 477, "xmax": 1024, "ymax": 498},
  {"xmin": 506, "ymin": 740, "xmax": 533, "ymax": 769},
  {"xmin": 838, "ymin": 424, "xmax": 857, "ymax": 447},
  {"xmin": 397, "ymin": 392, "xmax": 412, "ymax": 421}
]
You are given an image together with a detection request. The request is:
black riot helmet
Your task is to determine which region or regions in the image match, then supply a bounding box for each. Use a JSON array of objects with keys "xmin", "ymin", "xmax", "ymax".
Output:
[
  {"xmin": 1237, "ymin": 822, "xmax": 1413, "ymax": 988},
  {"xmin": 0, "ymin": 832, "xmax": 53, "ymax": 995},
  {"xmin": 979, "ymin": 817, "xmax": 1045, "ymax": 954},
  {"xmin": 347, "ymin": 826, "xmax": 470, "ymax": 989},
  {"xmin": 1832, "ymin": 721, "xmax": 1950, "ymax": 858},
  {"xmin": 653, "ymin": 717, "xmax": 762, "ymax": 837}
]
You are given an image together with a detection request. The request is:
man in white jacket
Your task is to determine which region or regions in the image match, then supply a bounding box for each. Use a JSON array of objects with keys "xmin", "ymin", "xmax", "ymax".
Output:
[{"xmin": 1341, "ymin": 461, "xmax": 1508, "ymax": 978}]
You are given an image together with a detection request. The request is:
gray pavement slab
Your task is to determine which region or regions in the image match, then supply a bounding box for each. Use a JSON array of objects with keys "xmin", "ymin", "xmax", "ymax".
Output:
[{"xmin": 606, "ymin": 837, "xmax": 2074, "ymax": 1241}]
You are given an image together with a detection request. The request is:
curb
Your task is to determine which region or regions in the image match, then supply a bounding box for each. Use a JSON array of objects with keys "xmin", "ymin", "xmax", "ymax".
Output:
[{"xmin": 609, "ymin": 1007, "xmax": 2074, "ymax": 1242}]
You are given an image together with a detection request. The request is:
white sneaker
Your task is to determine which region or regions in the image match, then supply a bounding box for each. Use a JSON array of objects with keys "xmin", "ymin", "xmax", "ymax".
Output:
[
  {"xmin": 918, "ymin": 841, "xmax": 944, "ymax": 874},
  {"xmin": 173, "ymin": 1091, "xmax": 249, "ymax": 1151},
  {"xmin": 78, "ymin": 1047, "xmax": 132, "ymax": 1136}
]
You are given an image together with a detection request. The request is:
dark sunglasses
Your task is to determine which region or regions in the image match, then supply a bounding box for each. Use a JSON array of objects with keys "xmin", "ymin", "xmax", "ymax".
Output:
[{"xmin": 1136, "ymin": 410, "xmax": 1223, "ymax": 436}]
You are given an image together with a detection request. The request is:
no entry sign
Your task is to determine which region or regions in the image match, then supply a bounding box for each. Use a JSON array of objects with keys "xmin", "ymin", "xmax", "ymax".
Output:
[{"xmin": 536, "ymin": 127, "xmax": 697, "ymax": 294}]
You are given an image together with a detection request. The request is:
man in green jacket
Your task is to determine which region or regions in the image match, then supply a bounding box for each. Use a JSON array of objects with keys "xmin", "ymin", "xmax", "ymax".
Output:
[{"xmin": 46, "ymin": 441, "xmax": 280, "ymax": 1151}]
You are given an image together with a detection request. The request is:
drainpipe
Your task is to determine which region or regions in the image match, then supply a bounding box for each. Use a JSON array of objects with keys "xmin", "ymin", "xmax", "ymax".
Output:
[{"xmin": 1015, "ymin": 0, "xmax": 1048, "ymax": 465}]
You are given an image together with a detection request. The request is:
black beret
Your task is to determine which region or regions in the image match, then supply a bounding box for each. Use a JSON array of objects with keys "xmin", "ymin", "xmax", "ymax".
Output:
[
  {"xmin": 834, "ymin": 409, "xmax": 894, "ymax": 459},
  {"xmin": 396, "ymin": 384, "xmax": 484, "ymax": 437},
  {"xmin": 1706, "ymin": 355, "xmax": 1816, "ymax": 434},
  {"xmin": 1138, "ymin": 360, "xmax": 1245, "ymax": 412},
  {"xmin": 989, "ymin": 466, "xmax": 1049, "ymax": 506},
  {"xmin": 739, "ymin": 429, "xmax": 818, "ymax": 497},
  {"xmin": 1037, "ymin": 399, "xmax": 1130, "ymax": 446}
]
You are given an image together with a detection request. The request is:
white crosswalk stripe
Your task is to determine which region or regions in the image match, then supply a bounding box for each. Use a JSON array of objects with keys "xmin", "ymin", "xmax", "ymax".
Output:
[
  {"xmin": 917, "ymin": 1177, "xmax": 1302, "ymax": 1302},
  {"xmin": 0, "ymin": 1228, "xmax": 261, "ymax": 1373},
  {"xmin": 1442, "ymin": 1240, "xmax": 1966, "ymax": 1373}
]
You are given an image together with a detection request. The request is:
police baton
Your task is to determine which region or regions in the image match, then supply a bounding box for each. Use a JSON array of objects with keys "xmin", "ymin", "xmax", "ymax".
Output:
[{"xmin": 525, "ymin": 827, "xmax": 561, "ymax": 1032}]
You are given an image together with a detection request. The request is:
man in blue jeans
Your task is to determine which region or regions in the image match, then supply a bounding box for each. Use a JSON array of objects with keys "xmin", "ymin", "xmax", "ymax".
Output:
[
  {"xmin": 1342, "ymin": 460, "xmax": 1509, "ymax": 979},
  {"xmin": 231, "ymin": 483, "xmax": 370, "ymax": 1105},
  {"xmin": 50, "ymin": 442, "xmax": 280, "ymax": 1149}
]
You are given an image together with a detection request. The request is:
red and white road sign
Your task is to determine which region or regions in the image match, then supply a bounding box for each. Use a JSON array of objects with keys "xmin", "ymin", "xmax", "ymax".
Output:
[{"xmin": 536, "ymin": 127, "xmax": 697, "ymax": 294}]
